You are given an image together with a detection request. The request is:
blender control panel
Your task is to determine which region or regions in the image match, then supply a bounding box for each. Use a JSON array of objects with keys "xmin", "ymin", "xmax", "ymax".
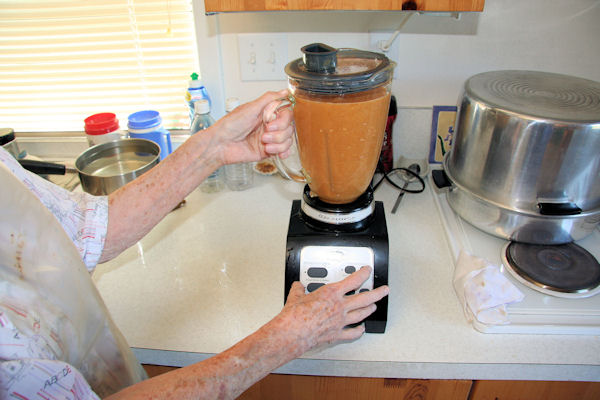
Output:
[{"xmin": 299, "ymin": 246, "xmax": 374, "ymax": 294}]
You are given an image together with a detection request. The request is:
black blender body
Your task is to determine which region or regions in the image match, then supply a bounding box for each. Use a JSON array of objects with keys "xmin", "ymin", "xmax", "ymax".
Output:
[{"xmin": 284, "ymin": 190, "xmax": 389, "ymax": 333}]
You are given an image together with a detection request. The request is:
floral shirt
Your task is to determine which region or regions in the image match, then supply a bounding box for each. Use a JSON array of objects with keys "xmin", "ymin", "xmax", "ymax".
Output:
[{"xmin": 0, "ymin": 148, "xmax": 108, "ymax": 271}]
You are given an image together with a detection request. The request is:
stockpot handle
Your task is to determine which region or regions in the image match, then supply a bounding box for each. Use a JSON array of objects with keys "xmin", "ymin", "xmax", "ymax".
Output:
[
  {"xmin": 538, "ymin": 202, "xmax": 582, "ymax": 216},
  {"xmin": 431, "ymin": 169, "xmax": 454, "ymax": 192}
]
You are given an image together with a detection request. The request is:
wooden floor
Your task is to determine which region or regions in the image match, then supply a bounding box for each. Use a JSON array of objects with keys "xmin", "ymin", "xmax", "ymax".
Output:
[{"xmin": 142, "ymin": 365, "xmax": 600, "ymax": 400}]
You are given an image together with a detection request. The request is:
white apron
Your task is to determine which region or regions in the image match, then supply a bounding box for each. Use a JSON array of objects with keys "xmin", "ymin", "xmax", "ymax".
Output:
[{"xmin": 0, "ymin": 163, "xmax": 146, "ymax": 397}]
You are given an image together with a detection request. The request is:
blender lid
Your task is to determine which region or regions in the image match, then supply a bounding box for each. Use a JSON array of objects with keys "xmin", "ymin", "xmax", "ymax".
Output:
[{"xmin": 285, "ymin": 43, "xmax": 394, "ymax": 94}]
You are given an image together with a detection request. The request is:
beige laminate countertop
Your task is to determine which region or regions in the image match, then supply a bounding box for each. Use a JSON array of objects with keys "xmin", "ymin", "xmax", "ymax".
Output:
[{"xmin": 91, "ymin": 174, "xmax": 600, "ymax": 382}]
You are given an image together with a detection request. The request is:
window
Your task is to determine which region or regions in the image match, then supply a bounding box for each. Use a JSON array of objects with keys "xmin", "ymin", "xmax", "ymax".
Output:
[{"xmin": 0, "ymin": 0, "xmax": 200, "ymax": 133}]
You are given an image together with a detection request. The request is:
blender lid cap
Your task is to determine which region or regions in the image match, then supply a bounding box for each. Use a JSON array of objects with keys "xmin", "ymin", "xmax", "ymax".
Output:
[
  {"xmin": 285, "ymin": 43, "xmax": 395, "ymax": 94},
  {"xmin": 301, "ymin": 43, "xmax": 338, "ymax": 73}
]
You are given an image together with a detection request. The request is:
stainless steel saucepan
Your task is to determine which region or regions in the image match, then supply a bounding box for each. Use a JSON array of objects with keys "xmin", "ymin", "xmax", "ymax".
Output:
[
  {"xmin": 433, "ymin": 70, "xmax": 600, "ymax": 244},
  {"xmin": 20, "ymin": 138, "xmax": 160, "ymax": 195}
]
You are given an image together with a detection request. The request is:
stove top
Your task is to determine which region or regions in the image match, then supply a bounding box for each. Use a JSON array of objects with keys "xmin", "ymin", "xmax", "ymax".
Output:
[{"xmin": 430, "ymin": 175, "xmax": 600, "ymax": 335}]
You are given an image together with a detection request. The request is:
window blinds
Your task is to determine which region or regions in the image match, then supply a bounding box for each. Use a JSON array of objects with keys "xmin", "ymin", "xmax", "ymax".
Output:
[{"xmin": 0, "ymin": 0, "xmax": 200, "ymax": 132}]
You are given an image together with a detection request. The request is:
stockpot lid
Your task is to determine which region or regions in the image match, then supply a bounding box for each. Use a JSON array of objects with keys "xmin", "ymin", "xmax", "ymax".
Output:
[
  {"xmin": 464, "ymin": 70, "xmax": 600, "ymax": 123},
  {"xmin": 284, "ymin": 43, "xmax": 395, "ymax": 94}
]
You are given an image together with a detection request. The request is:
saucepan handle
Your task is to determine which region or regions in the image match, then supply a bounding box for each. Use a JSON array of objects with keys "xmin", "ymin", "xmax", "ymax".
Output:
[{"xmin": 19, "ymin": 159, "xmax": 67, "ymax": 175}]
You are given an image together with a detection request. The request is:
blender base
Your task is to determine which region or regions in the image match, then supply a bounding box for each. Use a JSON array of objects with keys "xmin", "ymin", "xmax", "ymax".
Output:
[{"xmin": 284, "ymin": 200, "xmax": 389, "ymax": 333}]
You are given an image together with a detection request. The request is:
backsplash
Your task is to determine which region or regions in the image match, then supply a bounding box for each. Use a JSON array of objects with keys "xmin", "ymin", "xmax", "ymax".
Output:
[{"xmin": 393, "ymin": 107, "xmax": 434, "ymax": 165}]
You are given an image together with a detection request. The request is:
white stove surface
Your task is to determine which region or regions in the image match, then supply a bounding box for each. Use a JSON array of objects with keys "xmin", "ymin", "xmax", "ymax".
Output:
[{"xmin": 430, "ymin": 176, "xmax": 600, "ymax": 335}]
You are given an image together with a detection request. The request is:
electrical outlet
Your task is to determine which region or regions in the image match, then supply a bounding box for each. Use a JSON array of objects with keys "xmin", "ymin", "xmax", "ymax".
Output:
[
  {"xmin": 368, "ymin": 31, "xmax": 400, "ymax": 79},
  {"xmin": 237, "ymin": 34, "xmax": 287, "ymax": 81}
]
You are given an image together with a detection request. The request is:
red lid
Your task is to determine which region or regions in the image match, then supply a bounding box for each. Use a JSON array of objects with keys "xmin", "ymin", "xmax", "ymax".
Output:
[{"xmin": 84, "ymin": 113, "xmax": 120, "ymax": 135}]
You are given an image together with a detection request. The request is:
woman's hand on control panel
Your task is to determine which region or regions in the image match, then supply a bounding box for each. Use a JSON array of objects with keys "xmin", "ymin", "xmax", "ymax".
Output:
[
  {"xmin": 107, "ymin": 266, "xmax": 388, "ymax": 400},
  {"xmin": 279, "ymin": 266, "xmax": 389, "ymax": 355}
]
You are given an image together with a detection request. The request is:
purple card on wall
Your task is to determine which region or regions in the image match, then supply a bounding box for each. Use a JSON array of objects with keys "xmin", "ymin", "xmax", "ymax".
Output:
[{"xmin": 428, "ymin": 105, "xmax": 457, "ymax": 164}]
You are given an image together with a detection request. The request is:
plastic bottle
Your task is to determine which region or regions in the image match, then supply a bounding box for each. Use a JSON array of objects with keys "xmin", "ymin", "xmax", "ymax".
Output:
[
  {"xmin": 185, "ymin": 73, "xmax": 211, "ymax": 126},
  {"xmin": 191, "ymin": 99, "xmax": 223, "ymax": 193},
  {"xmin": 223, "ymin": 97, "xmax": 254, "ymax": 191}
]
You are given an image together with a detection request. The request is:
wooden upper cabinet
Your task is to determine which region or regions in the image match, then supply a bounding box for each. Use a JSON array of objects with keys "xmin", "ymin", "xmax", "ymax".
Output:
[{"xmin": 204, "ymin": 0, "xmax": 485, "ymax": 13}]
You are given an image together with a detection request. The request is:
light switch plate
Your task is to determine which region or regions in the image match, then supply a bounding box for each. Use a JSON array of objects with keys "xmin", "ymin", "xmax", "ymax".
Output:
[{"xmin": 237, "ymin": 33, "xmax": 287, "ymax": 81}]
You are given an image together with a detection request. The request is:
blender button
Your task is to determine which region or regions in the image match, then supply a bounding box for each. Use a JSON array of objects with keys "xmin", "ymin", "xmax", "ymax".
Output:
[
  {"xmin": 307, "ymin": 282, "xmax": 325, "ymax": 292},
  {"xmin": 346, "ymin": 290, "xmax": 356, "ymax": 296},
  {"xmin": 307, "ymin": 267, "xmax": 328, "ymax": 278},
  {"xmin": 359, "ymin": 288, "xmax": 370, "ymax": 293},
  {"xmin": 345, "ymin": 266, "xmax": 356, "ymax": 274}
]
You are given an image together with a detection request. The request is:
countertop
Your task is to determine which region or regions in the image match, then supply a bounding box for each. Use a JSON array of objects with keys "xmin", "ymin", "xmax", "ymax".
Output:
[{"xmin": 91, "ymin": 174, "xmax": 600, "ymax": 382}]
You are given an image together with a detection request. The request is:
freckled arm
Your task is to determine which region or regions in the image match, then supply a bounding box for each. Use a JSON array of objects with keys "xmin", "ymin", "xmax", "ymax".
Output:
[
  {"xmin": 97, "ymin": 90, "xmax": 293, "ymax": 264},
  {"xmin": 105, "ymin": 313, "xmax": 307, "ymax": 400},
  {"xmin": 98, "ymin": 128, "xmax": 221, "ymax": 263},
  {"xmin": 106, "ymin": 267, "xmax": 388, "ymax": 400}
]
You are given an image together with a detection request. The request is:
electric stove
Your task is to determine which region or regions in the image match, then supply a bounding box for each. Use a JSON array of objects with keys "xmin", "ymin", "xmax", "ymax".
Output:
[{"xmin": 431, "ymin": 174, "xmax": 600, "ymax": 334}]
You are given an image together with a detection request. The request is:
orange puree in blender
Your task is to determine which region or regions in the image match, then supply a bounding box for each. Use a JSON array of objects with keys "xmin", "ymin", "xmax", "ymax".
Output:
[{"xmin": 293, "ymin": 86, "xmax": 391, "ymax": 204}]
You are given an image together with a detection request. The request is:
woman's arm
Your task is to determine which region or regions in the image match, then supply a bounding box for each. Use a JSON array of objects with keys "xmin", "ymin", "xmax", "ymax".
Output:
[
  {"xmin": 98, "ymin": 90, "xmax": 292, "ymax": 263},
  {"xmin": 107, "ymin": 266, "xmax": 389, "ymax": 400}
]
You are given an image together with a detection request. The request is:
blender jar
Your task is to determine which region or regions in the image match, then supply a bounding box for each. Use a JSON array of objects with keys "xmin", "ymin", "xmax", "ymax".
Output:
[{"xmin": 280, "ymin": 43, "xmax": 395, "ymax": 204}]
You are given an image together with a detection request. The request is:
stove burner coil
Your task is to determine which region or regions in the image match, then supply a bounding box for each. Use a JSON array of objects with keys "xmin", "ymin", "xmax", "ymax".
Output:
[{"xmin": 504, "ymin": 241, "xmax": 600, "ymax": 296}]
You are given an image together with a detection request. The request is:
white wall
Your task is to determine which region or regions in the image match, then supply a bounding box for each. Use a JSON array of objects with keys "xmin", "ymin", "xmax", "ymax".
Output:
[{"xmin": 193, "ymin": 0, "xmax": 600, "ymax": 161}]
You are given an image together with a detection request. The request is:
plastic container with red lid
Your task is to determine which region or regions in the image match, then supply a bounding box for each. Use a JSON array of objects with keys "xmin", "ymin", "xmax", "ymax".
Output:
[{"xmin": 84, "ymin": 113, "xmax": 123, "ymax": 147}]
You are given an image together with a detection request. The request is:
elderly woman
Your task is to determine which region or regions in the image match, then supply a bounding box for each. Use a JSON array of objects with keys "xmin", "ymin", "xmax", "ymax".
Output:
[{"xmin": 0, "ymin": 90, "xmax": 388, "ymax": 400}]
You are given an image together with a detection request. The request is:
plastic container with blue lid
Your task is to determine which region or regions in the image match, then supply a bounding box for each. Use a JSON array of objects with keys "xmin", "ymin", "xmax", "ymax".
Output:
[{"xmin": 127, "ymin": 110, "xmax": 172, "ymax": 160}]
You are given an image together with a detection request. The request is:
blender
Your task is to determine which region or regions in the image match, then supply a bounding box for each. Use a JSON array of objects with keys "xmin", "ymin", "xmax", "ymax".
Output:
[{"xmin": 276, "ymin": 43, "xmax": 395, "ymax": 333}]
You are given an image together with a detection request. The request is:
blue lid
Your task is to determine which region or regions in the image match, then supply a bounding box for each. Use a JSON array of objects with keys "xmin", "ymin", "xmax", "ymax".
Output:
[{"xmin": 128, "ymin": 110, "xmax": 162, "ymax": 130}]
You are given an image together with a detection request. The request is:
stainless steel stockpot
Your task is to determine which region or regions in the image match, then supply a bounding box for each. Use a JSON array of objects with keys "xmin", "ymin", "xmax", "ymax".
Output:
[{"xmin": 443, "ymin": 70, "xmax": 600, "ymax": 244}]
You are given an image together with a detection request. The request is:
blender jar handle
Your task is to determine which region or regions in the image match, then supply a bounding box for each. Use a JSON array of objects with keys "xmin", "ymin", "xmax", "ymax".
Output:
[
  {"xmin": 267, "ymin": 95, "xmax": 311, "ymax": 183},
  {"xmin": 273, "ymin": 149, "xmax": 310, "ymax": 183}
]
